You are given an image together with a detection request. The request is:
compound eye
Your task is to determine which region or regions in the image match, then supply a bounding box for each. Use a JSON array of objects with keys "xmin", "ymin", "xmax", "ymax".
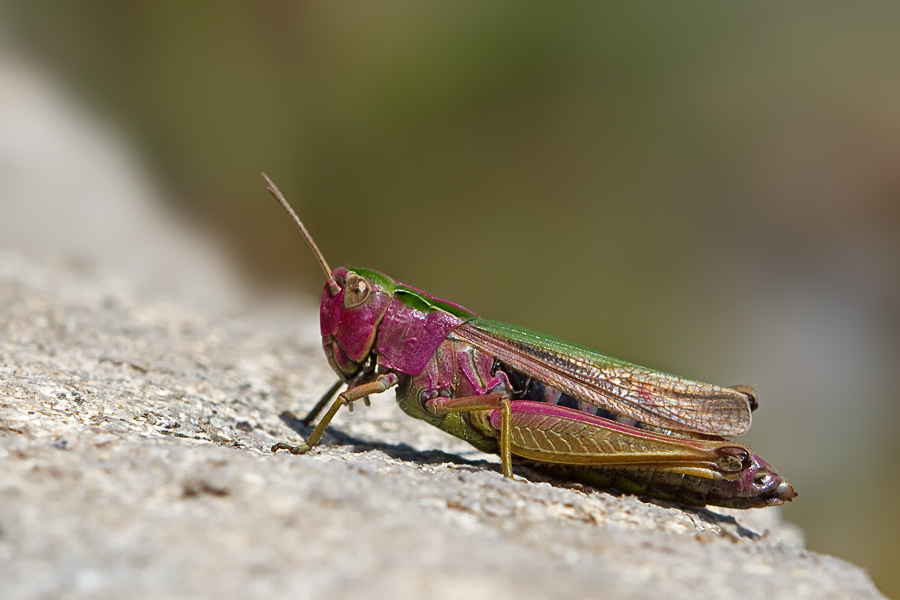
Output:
[{"xmin": 343, "ymin": 273, "xmax": 371, "ymax": 308}]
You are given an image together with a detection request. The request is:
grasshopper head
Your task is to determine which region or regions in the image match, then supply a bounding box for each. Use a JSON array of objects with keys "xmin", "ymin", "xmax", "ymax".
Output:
[{"xmin": 320, "ymin": 267, "xmax": 394, "ymax": 380}]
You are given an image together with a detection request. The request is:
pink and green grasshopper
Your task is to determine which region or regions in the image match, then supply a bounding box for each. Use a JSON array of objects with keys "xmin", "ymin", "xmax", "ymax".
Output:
[{"xmin": 264, "ymin": 174, "xmax": 796, "ymax": 509}]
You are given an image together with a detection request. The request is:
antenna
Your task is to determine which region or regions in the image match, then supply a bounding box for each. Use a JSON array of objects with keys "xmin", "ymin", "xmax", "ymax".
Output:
[{"xmin": 262, "ymin": 173, "xmax": 340, "ymax": 296}]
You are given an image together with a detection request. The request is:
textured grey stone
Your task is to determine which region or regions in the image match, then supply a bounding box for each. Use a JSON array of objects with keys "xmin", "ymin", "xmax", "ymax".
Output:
[{"xmin": 0, "ymin": 253, "xmax": 884, "ymax": 600}]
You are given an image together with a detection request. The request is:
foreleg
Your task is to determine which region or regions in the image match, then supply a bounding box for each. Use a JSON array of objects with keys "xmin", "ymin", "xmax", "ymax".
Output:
[{"xmin": 273, "ymin": 372, "xmax": 399, "ymax": 455}]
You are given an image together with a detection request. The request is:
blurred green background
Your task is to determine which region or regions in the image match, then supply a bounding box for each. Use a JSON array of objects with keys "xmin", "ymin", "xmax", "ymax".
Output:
[{"xmin": 2, "ymin": 2, "xmax": 898, "ymax": 596}]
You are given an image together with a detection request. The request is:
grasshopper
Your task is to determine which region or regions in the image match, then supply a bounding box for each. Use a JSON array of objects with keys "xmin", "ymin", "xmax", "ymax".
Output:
[{"xmin": 264, "ymin": 174, "xmax": 796, "ymax": 509}]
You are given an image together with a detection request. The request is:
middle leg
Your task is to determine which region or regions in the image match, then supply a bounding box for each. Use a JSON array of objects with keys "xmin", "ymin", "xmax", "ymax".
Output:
[{"xmin": 426, "ymin": 393, "xmax": 514, "ymax": 478}]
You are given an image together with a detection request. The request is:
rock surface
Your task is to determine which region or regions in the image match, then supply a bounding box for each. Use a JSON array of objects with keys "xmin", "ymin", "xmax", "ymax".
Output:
[{"xmin": 0, "ymin": 253, "xmax": 884, "ymax": 600}]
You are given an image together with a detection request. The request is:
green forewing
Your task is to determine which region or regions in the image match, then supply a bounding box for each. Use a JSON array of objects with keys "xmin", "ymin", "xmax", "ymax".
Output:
[{"xmin": 453, "ymin": 319, "xmax": 752, "ymax": 437}]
